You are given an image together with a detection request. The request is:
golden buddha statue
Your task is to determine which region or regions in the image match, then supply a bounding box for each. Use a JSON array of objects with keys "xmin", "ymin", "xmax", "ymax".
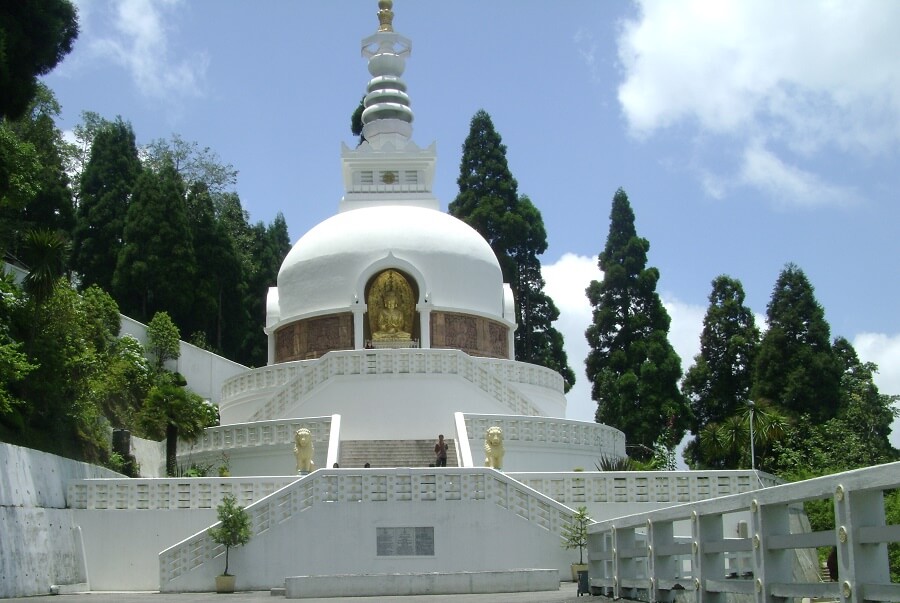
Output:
[{"xmin": 368, "ymin": 269, "xmax": 414, "ymax": 342}]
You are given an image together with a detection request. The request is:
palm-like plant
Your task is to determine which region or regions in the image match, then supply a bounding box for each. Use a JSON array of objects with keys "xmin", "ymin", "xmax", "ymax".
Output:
[{"xmin": 699, "ymin": 400, "xmax": 789, "ymax": 470}]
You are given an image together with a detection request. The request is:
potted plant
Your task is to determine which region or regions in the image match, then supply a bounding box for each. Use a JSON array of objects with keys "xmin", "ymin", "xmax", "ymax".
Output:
[
  {"xmin": 562, "ymin": 505, "xmax": 591, "ymax": 581},
  {"xmin": 208, "ymin": 493, "xmax": 252, "ymax": 593}
]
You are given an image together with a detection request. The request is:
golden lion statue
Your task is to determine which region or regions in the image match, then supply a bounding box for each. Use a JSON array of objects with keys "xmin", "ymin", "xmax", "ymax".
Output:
[
  {"xmin": 294, "ymin": 428, "xmax": 315, "ymax": 473},
  {"xmin": 484, "ymin": 426, "xmax": 505, "ymax": 469}
]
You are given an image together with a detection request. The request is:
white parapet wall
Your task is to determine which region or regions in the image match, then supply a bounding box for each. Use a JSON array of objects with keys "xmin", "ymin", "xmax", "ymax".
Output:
[
  {"xmin": 0, "ymin": 443, "xmax": 121, "ymax": 598},
  {"xmin": 463, "ymin": 413, "xmax": 627, "ymax": 472}
]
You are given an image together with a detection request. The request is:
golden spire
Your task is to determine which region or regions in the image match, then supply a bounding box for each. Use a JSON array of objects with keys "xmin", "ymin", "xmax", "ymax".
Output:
[{"xmin": 377, "ymin": 0, "xmax": 394, "ymax": 32}]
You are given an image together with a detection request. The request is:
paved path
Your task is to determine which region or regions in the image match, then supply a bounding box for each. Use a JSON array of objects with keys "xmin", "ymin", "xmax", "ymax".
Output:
[{"xmin": 5, "ymin": 581, "xmax": 594, "ymax": 602}]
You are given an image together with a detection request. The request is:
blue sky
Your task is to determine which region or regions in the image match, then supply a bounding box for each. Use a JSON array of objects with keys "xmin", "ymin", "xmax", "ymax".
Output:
[{"xmin": 45, "ymin": 1, "xmax": 900, "ymax": 446}]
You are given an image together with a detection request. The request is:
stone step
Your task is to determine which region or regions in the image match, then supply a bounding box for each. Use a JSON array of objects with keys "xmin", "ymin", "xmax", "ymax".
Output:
[{"xmin": 338, "ymin": 439, "xmax": 457, "ymax": 468}]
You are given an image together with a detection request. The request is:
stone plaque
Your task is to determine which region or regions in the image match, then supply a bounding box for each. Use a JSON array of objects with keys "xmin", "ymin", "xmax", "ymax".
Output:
[{"xmin": 376, "ymin": 527, "xmax": 435, "ymax": 556}]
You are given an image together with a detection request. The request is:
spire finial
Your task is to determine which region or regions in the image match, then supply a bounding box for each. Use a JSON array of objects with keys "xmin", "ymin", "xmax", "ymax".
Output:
[{"xmin": 377, "ymin": 0, "xmax": 394, "ymax": 32}]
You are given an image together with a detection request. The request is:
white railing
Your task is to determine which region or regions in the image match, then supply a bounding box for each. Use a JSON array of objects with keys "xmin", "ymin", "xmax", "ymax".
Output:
[
  {"xmin": 176, "ymin": 417, "xmax": 332, "ymax": 456},
  {"xmin": 241, "ymin": 349, "xmax": 546, "ymax": 422},
  {"xmin": 158, "ymin": 468, "xmax": 578, "ymax": 588},
  {"xmin": 220, "ymin": 361, "xmax": 305, "ymax": 403},
  {"xmin": 587, "ymin": 462, "xmax": 900, "ymax": 602},
  {"xmin": 478, "ymin": 358, "xmax": 564, "ymax": 392},
  {"xmin": 464, "ymin": 414, "xmax": 627, "ymax": 458},
  {"xmin": 512, "ymin": 470, "xmax": 779, "ymax": 506},
  {"xmin": 67, "ymin": 477, "xmax": 298, "ymax": 510}
]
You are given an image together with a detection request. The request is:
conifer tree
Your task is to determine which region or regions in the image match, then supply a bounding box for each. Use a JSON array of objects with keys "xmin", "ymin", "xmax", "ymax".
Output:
[
  {"xmin": 682, "ymin": 275, "xmax": 760, "ymax": 467},
  {"xmin": 585, "ymin": 188, "xmax": 689, "ymax": 460},
  {"xmin": 450, "ymin": 110, "xmax": 574, "ymax": 389},
  {"xmin": 752, "ymin": 263, "xmax": 841, "ymax": 422},
  {"xmin": 72, "ymin": 117, "xmax": 141, "ymax": 292},
  {"xmin": 113, "ymin": 158, "xmax": 196, "ymax": 324}
]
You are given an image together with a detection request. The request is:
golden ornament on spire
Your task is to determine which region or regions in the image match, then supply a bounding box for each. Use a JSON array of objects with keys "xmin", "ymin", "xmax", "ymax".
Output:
[{"xmin": 377, "ymin": 0, "xmax": 394, "ymax": 32}]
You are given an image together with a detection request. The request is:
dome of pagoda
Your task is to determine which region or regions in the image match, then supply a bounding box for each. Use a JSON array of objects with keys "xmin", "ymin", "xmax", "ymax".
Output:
[{"xmin": 274, "ymin": 205, "xmax": 504, "ymax": 325}]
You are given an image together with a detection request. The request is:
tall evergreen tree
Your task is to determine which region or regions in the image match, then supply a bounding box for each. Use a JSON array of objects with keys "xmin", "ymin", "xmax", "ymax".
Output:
[
  {"xmin": 113, "ymin": 158, "xmax": 196, "ymax": 324},
  {"xmin": 71, "ymin": 117, "xmax": 141, "ymax": 292},
  {"xmin": 184, "ymin": 182, "xmax": 241, "ymax": 352},
  {"xmin": 752, "ymin": 263, "xmax": 842, "ymax": 423},
  {"xmin": 585, "ymin": 188, "xmax": 689, "ymax": 461},
  {"xmin": 450, "ymin": 110, "xmax": 573, "ymax": 388},
  {"xmin": 0, "ymin": 0, "xmax": 79, "ymax": 121},
  {"xmin": 682, "ymin": 275, "xmax": 760, "ymax": 467}
]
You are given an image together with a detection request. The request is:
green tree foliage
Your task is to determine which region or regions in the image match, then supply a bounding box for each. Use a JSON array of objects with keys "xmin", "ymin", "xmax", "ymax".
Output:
[
  {"xmin": 0, "ymin": 0, "xmax": 78, "ymax": 120},
  {"xmin": 72, "ymin": 117, "xmax": 142, "ymax": 293},
  {"xmin": 585, "ymin": 188, "xmax": 690, "ymax": 461},
  {"xmin": 0, "ymin": 85, "xmax": 75, "ymax": 256},
  {"xmin": 696, "ymin": 401, "xmax": 790, "ymax": 471},
  {"xmin": 208, "ymin": 493, "xmax": 252, "ymax": 576},
  {"xmin": 137, "ymin": 371, "xmax": 218, "ymax": 476},
  {"xmin": 184, "ymin": 182, "xmax": 241, "ymax": 351},
  {"xmin": 20, "ymin": 228, "xmax": 68, "ymax": 307},
  {"xmin": 450, "ymin": 110, "xmax": 573, "ymax": 388},
  {"xmin": 114, "ymin": 158, "xmax": 196, "ymax": 324},
  {"xmin": 0, "ymin": 272, "xmax": 34, "ymax": 416},
  {"xmin": 145, "ymin": 311, "xmax": 181, "ymax": 374},
  {"xmin": 753, "ymin": 263, "xmax": 842, "ymax": 423},
  {"xmin": 682, "ymin": 275, "xmax": 760, "ymax": 467},
  {"xmin": 142, "ymin": 134, "xmax": 238, "ymax": 195},
  {"xmin": 0, "ymin": 122, "xmax": 40, "ymax": 253}
]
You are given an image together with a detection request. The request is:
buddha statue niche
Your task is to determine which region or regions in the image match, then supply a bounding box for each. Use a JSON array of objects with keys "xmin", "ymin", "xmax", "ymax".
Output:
[
  {"xmin": 375, "ymin": 291, "xmax": 409, "ymax": 340},
  {"xmin": 368, "ymin": 270, "xmax": 415, "ymax": 342}
]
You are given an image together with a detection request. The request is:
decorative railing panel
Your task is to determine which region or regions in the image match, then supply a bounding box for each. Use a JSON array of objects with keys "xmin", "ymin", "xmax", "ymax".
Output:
[
  {"xmin": 464, "ymin": 414, "xmax": 628, "ymax": 457},
  {"xmin": 67, "ymin": 477, "xmax": 299, "ymax": 510},
  {"xmin": 587, "ymin": 462, "xmax": 900, "ymax": 603},
  {"xmin": 512, "ymin": 471, "xmax": 779, "ymax": 507},
  {"xmin": 237, "ymin": 349, "xmax": 546, "ymax": 422},
  {"xmin": 176, "ymin": 417, "xmax": 332, "ymax": 456}
]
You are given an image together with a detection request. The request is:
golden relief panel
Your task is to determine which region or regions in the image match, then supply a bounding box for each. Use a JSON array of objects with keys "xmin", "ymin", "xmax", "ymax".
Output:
[
  {"xmin": 430, "ymin": 312, "xmax": 509, "ymax": 359},
  {"xmin": 274, "ymin": 314, "xmax": 353, "ymax": 363}
]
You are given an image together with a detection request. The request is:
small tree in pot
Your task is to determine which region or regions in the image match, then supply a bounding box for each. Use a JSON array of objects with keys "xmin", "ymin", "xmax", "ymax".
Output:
[
  {"xmin": 562, "ymin": 505, "xmax": 591, "ymax": 580},
  {"xmin": 208, "ymin": 494, "xmax": 252, "ymax": 592}
]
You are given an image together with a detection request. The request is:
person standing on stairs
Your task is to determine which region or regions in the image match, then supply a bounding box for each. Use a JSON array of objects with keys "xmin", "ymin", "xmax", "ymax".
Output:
[{"xmin": 434, "ymin": 434, "xmax": 448, "ymax": 467}]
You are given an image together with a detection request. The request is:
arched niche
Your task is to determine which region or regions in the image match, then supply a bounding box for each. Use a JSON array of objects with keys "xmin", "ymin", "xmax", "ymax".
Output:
[{"xmin": 365, "ymin": 269, "xmax": 420, "ymax": 347}]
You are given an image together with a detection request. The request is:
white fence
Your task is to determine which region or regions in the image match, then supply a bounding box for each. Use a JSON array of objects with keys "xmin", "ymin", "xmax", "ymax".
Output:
[
  {"xmin": 220, "ymin": 349, "xmax": 559, "ymax": 422},
  {"xmin": 67, "ymin": 477, "xmax": 299, "ymax": 510},
  {"xmin": 587, "ymin": 462, "xmax": 900, "ymax": 602},
  {"xmin": 513, "ymin": 470, "xmax": 779, "ymax": 506}
]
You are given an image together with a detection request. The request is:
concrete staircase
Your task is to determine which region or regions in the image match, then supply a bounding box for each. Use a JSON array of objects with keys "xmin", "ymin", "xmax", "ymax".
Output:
[{"xmin": 339, "ymin": 439, "xmax": 458, "ymax": 468}]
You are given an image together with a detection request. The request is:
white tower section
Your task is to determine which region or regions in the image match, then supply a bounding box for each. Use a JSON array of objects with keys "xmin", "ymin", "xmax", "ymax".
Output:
[{"xmin": 339, "ymin": 0, "xmax": 438, "ymax": 212}]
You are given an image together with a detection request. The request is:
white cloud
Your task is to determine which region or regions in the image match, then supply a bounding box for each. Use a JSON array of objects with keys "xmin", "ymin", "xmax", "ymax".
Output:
[
  {"xmin": 543, "ymin": 253, "xmax": 601, "ymax": 423},
  {"xmin": 617, "ymin": 0, "xmax": 900, "ymax": 206},
  {"xmin": 854, "ymin": 333, "xmax": 900, "ymax": 449},
  {"xmin": 739, "ymin": 142, "xmax": 860, "ymax": 208},
  {"xmin": 85, "ymin": 0, "xmax": 208, "ymax": 101}
]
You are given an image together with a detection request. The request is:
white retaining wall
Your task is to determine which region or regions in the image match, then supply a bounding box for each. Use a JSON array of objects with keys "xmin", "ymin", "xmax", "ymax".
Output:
[{"xmin": 0, "ymin": 443, "xmax": 120, "ymax": 598}]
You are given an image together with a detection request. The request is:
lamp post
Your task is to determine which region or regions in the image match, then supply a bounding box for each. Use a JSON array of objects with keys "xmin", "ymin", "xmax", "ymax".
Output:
[{"xmin": 748, "ymin": 400, "xmax": 756, "ymax": 471}]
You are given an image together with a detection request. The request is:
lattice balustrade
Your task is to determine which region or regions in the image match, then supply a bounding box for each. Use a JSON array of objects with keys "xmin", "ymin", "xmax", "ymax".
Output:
[
  {"xmin": 67, "ymin": 477, "xmax": 298, "ymax": 510},
  {"xmin": 176, "ymin": 417, "xmax": 331, "ymax": 456},
  {"xmin": 464, "ymin": 414, "xmax": 628, "ymax": 458},
  {"xmin": 236, "ymin": 349, "xmax": 545, "ymax": 422}
]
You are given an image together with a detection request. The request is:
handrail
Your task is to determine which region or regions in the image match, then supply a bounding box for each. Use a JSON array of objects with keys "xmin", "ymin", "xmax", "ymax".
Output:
[
  {"xmin": 242, "ymin": 349, "xmax": 547, "ymax": 422},
  {"xmin": 587, "ymin": 462, "xmax": 900, "ymax": 602},
  {"xmin": 176, "ymin": 417, "xmax": 332, "ymax": 456}
]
